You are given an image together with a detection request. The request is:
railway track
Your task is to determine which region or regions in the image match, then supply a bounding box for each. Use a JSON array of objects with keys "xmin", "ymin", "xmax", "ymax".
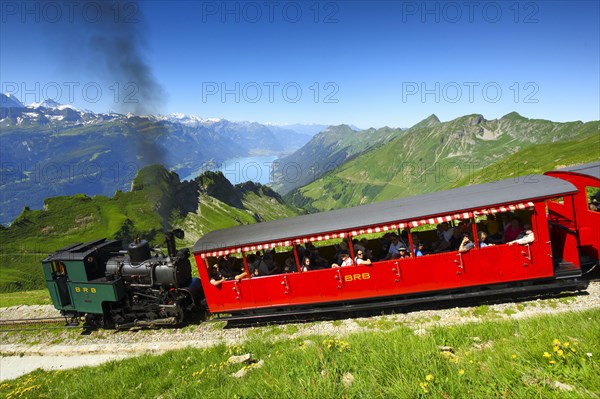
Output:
[{"xmin": 0, "ymin": 316, "xmax": 81, "ymax": 332}]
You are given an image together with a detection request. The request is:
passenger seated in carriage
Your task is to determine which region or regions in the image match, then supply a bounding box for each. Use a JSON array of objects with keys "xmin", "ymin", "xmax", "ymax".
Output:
[
  {"xmin": 308, "ymin": 245, "xmax": 330, "ymax": 270},
  {"xmin": 414, "ymin": 242, "xmax": 429, "ymax": 256},
  {"xmin": 355, "ymin": 249, "xmax": 372, "ymax": 265},
  {"xmin": 397, "ymin": 247, "xmax": 410, "ymax": 259},
  {"xmin": 209, "ymin": 264, "xmax": 225, "ymax": 286},
  {"xmin": 332, "ymin": 252, "xmax": 354, "ymax": 267},
  {"xmin": 503, "ymin": 216, "xmax": 523, "ymax": 243},
  {"xmin": 448, "ymin": 228, "xmax": 464, "ymax": 251},
  {"xmin": 246, "ymin": 254, "xmax": 260, "ymax": 277},
  {"xmin": 482, "ymin": 214, "xmax": 503, "ymax": 243},
  {"xmin": 385, "ymin": 234, "xmax": 408, "ymax": 259},
  {"xmin": 432, "ymin": 223, "xmax": 453, "ymax": 253},
  {"xmin": 458, "ymin": 231, "xmax": 490, "ymax": 253},
  {"xmin": 334, "ymin": 241, "xmax": 350, "ymax": 265},
  {"xmin": 301, "ymin": 256, "xmax": 312, "ymax": 272},
  {"xmin": 283, "ymin": 255, "xmax": 298, "ymax": 273},
  {"xmin": 217, "ymin": 255, "xmax": 248, "ymax": 280},
  {"xmin": 508, "ymin": 224, "xmax": 534, "ymax": 246},
  {"xmin": 257, "ymin": 250, "xmax": 282, "ymax": 275}
]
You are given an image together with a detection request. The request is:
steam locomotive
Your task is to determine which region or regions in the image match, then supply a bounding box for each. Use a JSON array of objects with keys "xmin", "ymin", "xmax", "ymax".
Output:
[{"xmin": 42, "ymin": 229, "xmax": 204, "ymax": 329}]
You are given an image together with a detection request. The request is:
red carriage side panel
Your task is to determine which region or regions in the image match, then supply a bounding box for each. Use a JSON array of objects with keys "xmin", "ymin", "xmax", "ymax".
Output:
[{"xmin": 546, "ymin": 162, "xmax": 600, "ymax": 266}]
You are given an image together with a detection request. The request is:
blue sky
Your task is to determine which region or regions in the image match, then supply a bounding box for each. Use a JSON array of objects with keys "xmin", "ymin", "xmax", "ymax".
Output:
[{"xmin": 1, "ymin": 1, "xmax": 598, "ymax": 128}]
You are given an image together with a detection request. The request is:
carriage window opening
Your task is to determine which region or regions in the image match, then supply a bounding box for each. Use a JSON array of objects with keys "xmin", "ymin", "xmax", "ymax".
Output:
[
  {"xmin": 51, "ymin": 261, "xmax": 66, "ymax": 274},
  {"xmin": 205, "ymin": 251, "xmax": 248, "ymax": 285},
  {"xmin": 245, "ymin": 245, "xmax": 300, "ymax": 276},
  {"xmin": 345, "ymin": 232, "xmax": 383, "ymax": 264},
  {"xmin": 586, "ymin": 186, "xmax": 600, "ymax": 212},
  {"xmin": 550, "ymin": 197, "xmax": 564, "ymax": 204},
  {"xmin": 475, "ymin": 215, "xmax": 503, "ymax": 245}
]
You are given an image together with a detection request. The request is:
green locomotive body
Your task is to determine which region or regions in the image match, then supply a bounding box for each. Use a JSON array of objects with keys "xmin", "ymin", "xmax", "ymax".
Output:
[{"xmin": 42, "ymin": 232, "xmax": 203, "ymax": 328}]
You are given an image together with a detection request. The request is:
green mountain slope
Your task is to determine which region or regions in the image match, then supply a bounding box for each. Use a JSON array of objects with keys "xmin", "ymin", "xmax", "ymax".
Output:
[
  {"xmin": 285, "ymin": 113, "xmax": 599, "ymax": 212},
  {"xmin": 271, "ymin": 124, "xmax": 402, "ymax": 194},
  {"xmin": 449, "ymin": 133, "xmax": 600, "ymax": 187},
  {"xmin": 0, "ymin": 166, "xmax": 298, "ymax": 293},
  {"xmin": 179, "ymin": 173, "xmax": 300, "ymax": 246}
]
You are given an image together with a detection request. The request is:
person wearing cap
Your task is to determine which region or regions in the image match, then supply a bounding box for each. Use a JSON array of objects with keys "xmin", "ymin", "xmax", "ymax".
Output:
[
  {"xmin": 398, "ymin": 247, "xmax": 410, "ymax": 259},
  {"xmin": 332, "ymin": 252, "xmax": 354, "ymax": 267},
  {"xmin": 508, "ymin": 225, "xmax": 534, "ymax": 246}
]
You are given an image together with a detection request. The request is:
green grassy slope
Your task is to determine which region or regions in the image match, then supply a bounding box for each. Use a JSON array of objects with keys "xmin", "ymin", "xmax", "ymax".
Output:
[
  {"xmin": 0, "ymin": 167, "xmax": 298, "ymax": 293},
  {"xmin": 178, "ymin": 179, "xmax": 300, "ymax": 246},
  {"xmin": 286, "ymin": 114, "xmax": 599, "ymax": 212},
  {"xmin": 448, "ymin": 133, "xmax": 600, "ymax": 187},
  {"xmin": 271, "ymin": 124, "xmax": 403, "ymax": 194},
  {"xmin": 2, "ymin": 308, "xmax": 598, "ymax": 398}
]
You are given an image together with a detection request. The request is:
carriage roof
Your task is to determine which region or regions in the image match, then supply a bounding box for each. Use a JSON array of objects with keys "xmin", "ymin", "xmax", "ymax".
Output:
[
  {"xmin": 193, "ymin": 175, "xmax": 576, "ymax": 254},
  {"xmin": 548, "ymin": 161, "xmax": 600, "ymax": 180}
]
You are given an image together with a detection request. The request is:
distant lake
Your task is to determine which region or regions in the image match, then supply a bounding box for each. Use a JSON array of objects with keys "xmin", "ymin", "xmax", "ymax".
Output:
[{"xmin": 182, "ymin": 155, "xmax": 279, "ymax": 185}]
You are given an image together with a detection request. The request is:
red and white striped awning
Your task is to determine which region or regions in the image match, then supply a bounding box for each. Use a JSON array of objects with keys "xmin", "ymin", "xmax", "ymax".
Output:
[
  {"xmin": 199, "ymin": 202, "xmax": 535, "ymax": 257},
  {"xmin": 408, "ymin": 212, "xmax": 472, "ymax": 228},
  {"xmin": 473, "ymin": 201, "xmax": 535, "ymax": 216}
]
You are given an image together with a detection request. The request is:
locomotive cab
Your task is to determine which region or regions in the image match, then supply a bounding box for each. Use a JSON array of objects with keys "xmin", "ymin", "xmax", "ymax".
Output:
[{"xmin": 42, "ymin": 239, "xmax": 126, "ymax": 316}]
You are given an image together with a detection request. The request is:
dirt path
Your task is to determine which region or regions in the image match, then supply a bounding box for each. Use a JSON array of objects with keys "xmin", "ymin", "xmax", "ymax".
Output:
[{"xmin": 1, "ymin": 281, "xmax": 598, "ymax": 381}]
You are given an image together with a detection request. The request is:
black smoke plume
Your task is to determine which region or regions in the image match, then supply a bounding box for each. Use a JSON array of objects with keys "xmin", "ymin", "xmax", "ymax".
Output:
[
  {"xmin": 49, "ymin": 1, "xmax": 173, "ymax": 229},
  {"xmin": 82, "ymin": 1, "xmax": 168, "ymax": 167}
]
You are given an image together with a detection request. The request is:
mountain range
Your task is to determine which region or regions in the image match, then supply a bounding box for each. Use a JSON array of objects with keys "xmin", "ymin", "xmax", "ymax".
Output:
[
  {"xmin": 0, "ymin": 93, "xmax": 324, "ymax": 224},
  {"xmin": 284, "ymin": 112, "xmax": 599, "ymax": 212}
]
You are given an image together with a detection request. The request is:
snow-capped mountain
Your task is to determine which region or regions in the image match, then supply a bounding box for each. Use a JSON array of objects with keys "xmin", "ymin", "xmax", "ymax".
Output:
[
  {"xmin": 158, "ymin": 113, "xmax": 223, "ymax": 127},
  {"xmin": 27, "ymin": 99, "xmax": 63, "ymax": 109},
  {"xmin": 0, "ymin": 93, "xmax": 25, "ymax": 108},
  {"xmin": 0, "ymin": 98, "xmax": 121, "ymax": 128}
]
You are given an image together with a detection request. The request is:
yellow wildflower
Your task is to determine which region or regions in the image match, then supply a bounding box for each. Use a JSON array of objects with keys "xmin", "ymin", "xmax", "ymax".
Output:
[
  {"xmin": 511, "ymin": 354, "xmax": 517, "ymax": 359},
  {"xmin": 552, "ymin": 339, "xmax": 561, "ymax": 346},
  {"xmin": 557, "ymin": 349, "xmax": 564, "ymax": 356},
  {"xmin": 563, "ymin": 342, "xmax": 570, "ymax": 348},
  {"xmin": 459, "ymin": 369, "xmax": 465, "ymax": 375},
  {"xmin": 543, "ymin": 352, "xmax": 552, "ymax": 358},
  {"xmin": 553, "ymin": 345, "xmax": 560, "ymax": 352},
  {"xmin": 570, "ymin": 348, "xmax": 576, "ymax": 353},
  {"xmin": 549, "ymin": 360, "xmax": 556, "ymax": 365},
  {"xmin": 425, "ymin": 374, "xmax": 434, "ymax": 381}
]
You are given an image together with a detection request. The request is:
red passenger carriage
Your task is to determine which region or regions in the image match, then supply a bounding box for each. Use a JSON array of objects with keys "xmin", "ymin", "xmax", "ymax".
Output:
[{"xmin": 193, "ymin": 170, "xmax": 597, "ymax": 319}]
